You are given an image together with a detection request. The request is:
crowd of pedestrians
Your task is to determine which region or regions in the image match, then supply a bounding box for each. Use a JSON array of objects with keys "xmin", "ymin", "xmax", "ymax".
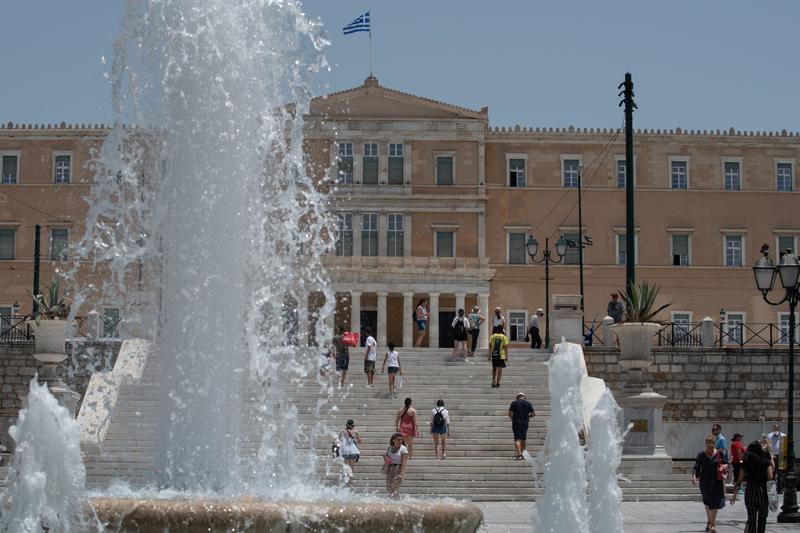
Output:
[{"xmin": 691, "ymin": 422, "xmax": 787, "ymax": 533}]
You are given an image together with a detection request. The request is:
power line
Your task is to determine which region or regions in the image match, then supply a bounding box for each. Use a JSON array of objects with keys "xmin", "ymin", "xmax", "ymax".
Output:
[
  {"xmin": 530, "ymin": 122, "xmax": 624, "ymax": 238},
  {"xmin": 0, "ymin": 190, "xmax": 73, "ymax": 223},
  {"xmin": 548, "ymin": 124, "xmax": 624, "ymax": 240}
]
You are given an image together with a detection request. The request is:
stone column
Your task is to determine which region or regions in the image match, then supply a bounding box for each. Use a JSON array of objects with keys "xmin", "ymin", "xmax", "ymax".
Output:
[
  {"xmin": 350, "ymin": 291, "xmax": 361, "ymax": 337},
  {"xmin": 403, "ymin": 292, "xmax": 414, "ymax": 347},
  {"xmin": 428, "ymin": 292, "xmax": 440, "ymax": 348},
  {"xmin": 455, "ymin": 293, "xmax": 466, "ymax": 314},
  {"xmin": 700, "ymin": 316, "xmax": 715, "ymax": 348},
  {"xmin": 601, "ymin": 316, "xmax": 615, "ymax": 346},
  {"xmin": 377, "ymin": 291, "xmax": 388, "ymax": 347},
  {"xmin": 324, "ymin": 297, "xmax": 335, "ymax": 334},
  {"xmin": 478, "ymin": 213, "xmax": 486, "ymax": 259},
  {"xmin": 478, "ymin": 293, "xmax": 490, "ymax": 350}
]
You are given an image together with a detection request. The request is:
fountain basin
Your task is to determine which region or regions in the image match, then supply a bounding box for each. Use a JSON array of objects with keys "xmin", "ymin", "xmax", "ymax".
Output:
[{"xmin": 91, "ymin": 498, "xmax": 483, "ymax": 533}]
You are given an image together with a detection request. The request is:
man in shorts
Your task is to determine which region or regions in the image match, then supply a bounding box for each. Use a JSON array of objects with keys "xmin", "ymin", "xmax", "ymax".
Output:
[
  {"xmin": 363, "ymin": 326, "xmax": 377, "ymax": 388},
  {"xmin": 332, "ymin": 325, "xmax": 350, "ymax": 388},
  {"xmin": 508, "ymin": 392, "xmax": 535, "ymax": 459},
  {"xmin": 488, "ymin": 326, "xmax": 510, "ymax": 388}
]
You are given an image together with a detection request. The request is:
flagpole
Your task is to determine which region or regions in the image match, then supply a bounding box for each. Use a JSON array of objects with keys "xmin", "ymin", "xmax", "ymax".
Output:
[{"xmin": 369, "ymin": 30, "xmax": 373, "ymax": 76}]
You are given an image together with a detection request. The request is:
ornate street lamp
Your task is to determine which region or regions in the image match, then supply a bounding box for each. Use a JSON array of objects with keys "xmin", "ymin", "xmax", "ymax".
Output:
[
  {"xmin": 753, "ymin": 245, "xmax": 800, "ymax": 522},
  {"xmin": 526, "ymin": 235, "xmax": 567, "ymax": 348}
]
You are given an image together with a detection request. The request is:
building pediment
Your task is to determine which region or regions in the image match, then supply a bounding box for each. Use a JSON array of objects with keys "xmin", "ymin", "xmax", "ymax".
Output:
[{"xmin": 309, "ymin": 76, "xmax": 488, "ymax": 122}]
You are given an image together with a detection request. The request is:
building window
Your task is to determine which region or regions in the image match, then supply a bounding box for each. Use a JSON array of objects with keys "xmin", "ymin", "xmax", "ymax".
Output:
[
  {"xmin": 54, "ymin": 154, "xmax": 71, "ymax": 184},
  {"xmin": 509, "ymin": 158, "xmax": 525, "ymax": 187},
  {"xmin": 617, "ymin": 234, "xmax": 627, "ymax": 265},
  {"xmin": 671, "ymin": 312, "xmax": 692, "ymax": 346},
  {"xmin": 724, "ymin": 312, "xmax": 745, "ymax": 345},
  {"xmin": 387, "ymin": 213, "xmax": 404, "ymax": 257},
  {"xmin": 362, "ymin": 143, "xmax": 378, "ymax": 184},
  {"xmin": 435, "ymin": 231, "xmax": 454, "ymax": 257},
  {"xmin": 388, "ymin": 143, "xmax": 404, "ymax": 184},
  {"xmin": 102, "ymin": 308, "xmax": 121, "ymax": 338},
  {"xmin": 725, "ymin": 235, "xmax": 743, "ymax": 267},
  {"xmin": 562, "ymin": 159, "xmax": 580, "ymax": 188},
  {"xmin": 778, "ymin": 235, "xmax": 797, "ymax": 259},
  {"xmin": 361, "ymin": 213, "xmax": 378, "ymax": 256},
  {"xmin": 437, "ymin": 156, "xmax": 453, "ymax": 185},
  {"xmin": 778, "ymin": 312, "xmax": 799, "ymax": 345},
  {"xmin": 508, "ymin": 233, "xmax": 527, "ymax": 264},
  {"xmin": 671, "ymin": 160, "xmax": 688, "ymax": 189},
  {"xmin": 777, "ymin": 162, "xmax": 793, "ymax": 191},
  {"xmin": 1, "ymin": 153, "xmax": 18, "ymax": 184},
  {"xmin": 335, "ymin": 213, "xmax": 353, "ymax": 256},
  {"xmin": 723, "ymin": 161, "xmax": 740, "ymax": 191},
  {"xmin": 51, "ymin": 229, "xmax": 69, "ymax": 261},
  {"xmin": 616, "ymin": 159, "xmax": 626, "ymax": 188},
  {"xmin": 672, "ymin": 234, "xmax": 690, "ymax": 266},
  {"xmin": 0, "ymin": 228, "xmax": 15, "ymax": 260},
  {"xmin": 563, "ymin": 232, "xmax": 580, "ymax": 265},
  {"xmin": 336, "ymin": 143, "xmax": 353, "ymax": 184},
  {"xmin": 509, "ymin": 311, "xmax": 527, "ymax": 342}
]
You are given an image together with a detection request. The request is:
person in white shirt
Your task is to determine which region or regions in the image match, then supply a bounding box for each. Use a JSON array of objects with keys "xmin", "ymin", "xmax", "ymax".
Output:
[
  {"xmin": 527, "ymin": 309, "xmax": 543, "ymax": 349},
  {"xmin": 430, "ymin": 399, "xmax": 451, "ymax": 460},
  {"xmin": 363, "ymin": 327, "xmax": 377, "ymax": 388},
  {"xmin": 381, "ymin": 342, "xmax": 402, "ymax": 398},
  {"xmin": 767, "ymin": 424, "xmax": 787, "ymax": 493},
  {"xmin": 338, "ymin": 419, "xmax": 362, "ymax": 486},
  {"xmin": 383, "ymin": 432, "xmax": 409, "ymax": 498},
  {"xmin": 451, "ymin": 309, "xmax": 470, "ymax": 361}
]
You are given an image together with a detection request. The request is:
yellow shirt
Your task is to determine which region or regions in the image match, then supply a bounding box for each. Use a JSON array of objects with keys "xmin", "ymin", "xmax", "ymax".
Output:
[{"xmin": 488, "ymin": 333, "xmax": 509, "ymax": 360}]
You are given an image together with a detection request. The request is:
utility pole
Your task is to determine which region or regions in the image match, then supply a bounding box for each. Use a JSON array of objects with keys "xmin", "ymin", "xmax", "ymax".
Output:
[
  {"xmin": 618, "ymin": 73, "xmax": 637, "ymax": 294},
  {"xmin": 32, "ymin": 224, "xmax": 41, "ymax": 314},
  {"xmin": 577, "ymin": 167, "xmax": 585, "ymax": 328}
]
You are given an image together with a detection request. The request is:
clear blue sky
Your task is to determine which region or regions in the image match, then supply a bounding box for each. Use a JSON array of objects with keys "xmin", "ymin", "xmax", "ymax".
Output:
[{"xmin": 1, "ymin": 1, "xmax": 797, "ymax": 131}]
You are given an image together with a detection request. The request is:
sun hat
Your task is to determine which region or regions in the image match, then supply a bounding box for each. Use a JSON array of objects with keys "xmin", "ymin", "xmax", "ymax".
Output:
[{"xmin": 516, "ymin": 392, "xmax": 526, "ymax": 399}]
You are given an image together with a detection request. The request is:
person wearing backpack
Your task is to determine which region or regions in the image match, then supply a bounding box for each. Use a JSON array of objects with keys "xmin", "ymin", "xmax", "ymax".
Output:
[
  {"xmin": 430, "ymin": 399, "xmax": 451, "ymax": 460},
  {"xmin": 450, "ymin": 309, "xmax": 470, "ymax": 361},
  {"xmin": 488, "ymin": 327, "xmax": 510, "ymax": 388}
]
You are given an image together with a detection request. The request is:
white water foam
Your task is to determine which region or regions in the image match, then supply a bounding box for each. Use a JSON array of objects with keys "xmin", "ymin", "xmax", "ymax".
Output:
[
  {"xmin": 587, "ymin": 389, "xmax": 625, "ymax": 533},
  {"xmin": 0, "ymin": 378, "xmax": 98, "ymax": 532},
  {"xmin": 534, "ymin": 340, "xmax": 589, "ymax": 532},
  {"xmin": 68, "ymin": 0, "xmax": 336, "ymax": 496}
]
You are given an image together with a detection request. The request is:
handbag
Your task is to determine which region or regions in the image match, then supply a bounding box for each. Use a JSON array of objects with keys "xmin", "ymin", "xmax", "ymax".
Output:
[
  {"xmin": 341, "ymin": 331, "xmax": 359, "ymax": 347},
  {"xmin": 767, "ymin": 480, "xmax": 779, "ymax": 512},
  {"xmin": 381, "ymin": 447, "xmax": 392, "ymax": 474},
  {"xmin": 715, "ymin": 452, "xmax": 729, "ymax": 481}
]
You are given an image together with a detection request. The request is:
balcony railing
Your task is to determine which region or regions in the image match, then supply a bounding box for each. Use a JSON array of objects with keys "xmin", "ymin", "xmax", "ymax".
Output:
[
  {"xmin": 0, "ymin": 317, "xmax": 33, "ymax": 343},
  {"xmin": 717, "ymin": 322, "xmax": 799, "ymax": 349}
]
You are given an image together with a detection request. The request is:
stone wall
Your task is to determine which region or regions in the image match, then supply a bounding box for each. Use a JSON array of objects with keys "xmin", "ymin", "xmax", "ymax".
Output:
[
  {"xmin": 585, "ymin": 347, "xmax": 795, "ymax": 421},
  {"xmin": 0, "ymin": 339, "xmax": 121, "ymax": 451}
]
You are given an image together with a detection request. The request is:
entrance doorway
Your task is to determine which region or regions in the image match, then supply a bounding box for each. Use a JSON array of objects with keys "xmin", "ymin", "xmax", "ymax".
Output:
[
  {"xmin": 360, "ymin": 310, "xmax": 377, "ymax": 347},
  {"xmin": 438, "ymin": 311, "xmax": 455, "ymax": 348}
]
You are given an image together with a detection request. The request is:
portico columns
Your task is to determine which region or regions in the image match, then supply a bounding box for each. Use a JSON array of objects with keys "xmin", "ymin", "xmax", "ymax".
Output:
[
  {"xmin": 429, "ymin": 292, "xmax": 440, "ymax": 348},
  {"xmin": 478, "ymin": 293, "xmax": 490, "ymax": 350},
  {"xmin": 402, "ymin": 292, "xmax": 414, "ymax": 347},
  {"xmin": 455, "ymin": 292, "xmax": 466, "ymax": 314},
  {"xmin": 350, "ymin": 291, "xmax": 361, "ymax": 337},
  {"xmin": 377, "ymin": 291, "xmax": 388, "ymax": 347}
]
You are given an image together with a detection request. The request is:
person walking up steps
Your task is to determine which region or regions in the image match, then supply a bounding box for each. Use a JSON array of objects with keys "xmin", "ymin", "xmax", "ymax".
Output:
[
  {"xmin": 508, "ymin": 392, "xmax": 535, "ymax": 460},
  {"xmin": 491, "ymin": 307, "xmax": 505, "ymax": 334},
  {"xmin": 363, "ymin": 327, "xmax": 377, "ymax": 388},
  {"xmin": 332, "ymin": 325, "xmax": 350, "ymax": 389},
  {"xmin": 381, "ymin": 342, "xmax": 402, "ymax": 398},
  {"xmin": 527, "ymin": 309, "xmax": 543, "ymax": 349},
  {"xmin": 467, "ymin": 306, "xmax": 485, "ymax": 357},
  {"xmin": 414, "ymin": 299, "xmax": 429, "ymax": 347},
  {"xmin": 488, "ymin": 327, "xmax": 510, "ymax": 388},
  {"xmin": 451, "ymin": 309, "xmax": 470, "ymax": 361},
  {"xmin": 337, "ymin": 419, "xmax": 362, "ymax": 486},
  {"xmin": 395, "ymin": 397, "xmax": 419, "ymax": 459},
  {"xmin": 383, "ymin": 433, "xmax": 409, "ymax": 498},
  {"xmin": 430, "ymin": 399, "xmax": 451, "ymax": 460}
]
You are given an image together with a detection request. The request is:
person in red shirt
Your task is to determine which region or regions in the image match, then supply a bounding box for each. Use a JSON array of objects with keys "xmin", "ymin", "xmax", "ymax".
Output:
[{"xmin": 730, "ymin": 432, "xmax": 746, "ymax": 491}]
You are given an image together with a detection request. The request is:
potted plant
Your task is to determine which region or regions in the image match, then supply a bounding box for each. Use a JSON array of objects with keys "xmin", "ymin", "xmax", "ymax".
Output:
[
  {"xmin": 28, "ymin": 278, "xmax": 72, "ymax": 356},
  {"xmin": 613, "ymin": 281, "xmax": 671, "ymax": 377}
]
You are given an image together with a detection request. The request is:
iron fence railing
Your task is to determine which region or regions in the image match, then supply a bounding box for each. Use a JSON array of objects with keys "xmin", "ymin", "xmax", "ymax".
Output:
[
  {"xmin": 581, "ymin": 320, "xmax": 799, "ymax": 349},
  {"xmin": 0, "ymin": 317, "xmax": 33, "ymax": 343}
]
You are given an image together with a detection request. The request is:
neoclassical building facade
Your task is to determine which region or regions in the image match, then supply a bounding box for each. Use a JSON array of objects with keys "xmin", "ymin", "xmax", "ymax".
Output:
[{"xmin": 1, "ymin": 76, "xmax": 799, "ymax": 348}]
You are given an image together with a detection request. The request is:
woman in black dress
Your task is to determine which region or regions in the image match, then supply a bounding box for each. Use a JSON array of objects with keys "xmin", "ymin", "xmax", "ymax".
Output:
[
  {"xmin": 731, "ymin": 441, "xmax": 774, "ymax": 533},
  {"xmin": 692, "ymin": 435, "xmax": 727, "ymax": 533}
]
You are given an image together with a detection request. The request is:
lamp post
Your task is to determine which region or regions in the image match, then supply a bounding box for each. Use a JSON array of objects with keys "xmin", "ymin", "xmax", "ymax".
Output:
[
  {"xmin": 753, "ymin": 245, "xmax": 800, "ymax": 523},
  {"xmin": 526, "ymin": 235, "xmax": 568, "ymax": 349}
]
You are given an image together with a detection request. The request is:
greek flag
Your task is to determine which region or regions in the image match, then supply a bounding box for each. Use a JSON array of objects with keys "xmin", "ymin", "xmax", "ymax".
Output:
[{"xmin": 343, "ymin": 12, "xmax": 370, "ymax": 35}]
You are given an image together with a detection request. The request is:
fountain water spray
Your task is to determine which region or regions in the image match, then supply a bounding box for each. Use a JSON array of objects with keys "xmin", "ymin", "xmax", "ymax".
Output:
[
  {"xmin": 0, "ymin": 378, "xmax": 98, "ymax": 532},
  {"xmin": 587, "ymin": 389, "xmax": 625, "ymax": 533},
  {"xmin": 534, "ymin": 340, "xmax": 589, "ymax": 532},
  {"xmin": 69, "ymin": 0, "xmax": 334, "ymax": 495}
]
